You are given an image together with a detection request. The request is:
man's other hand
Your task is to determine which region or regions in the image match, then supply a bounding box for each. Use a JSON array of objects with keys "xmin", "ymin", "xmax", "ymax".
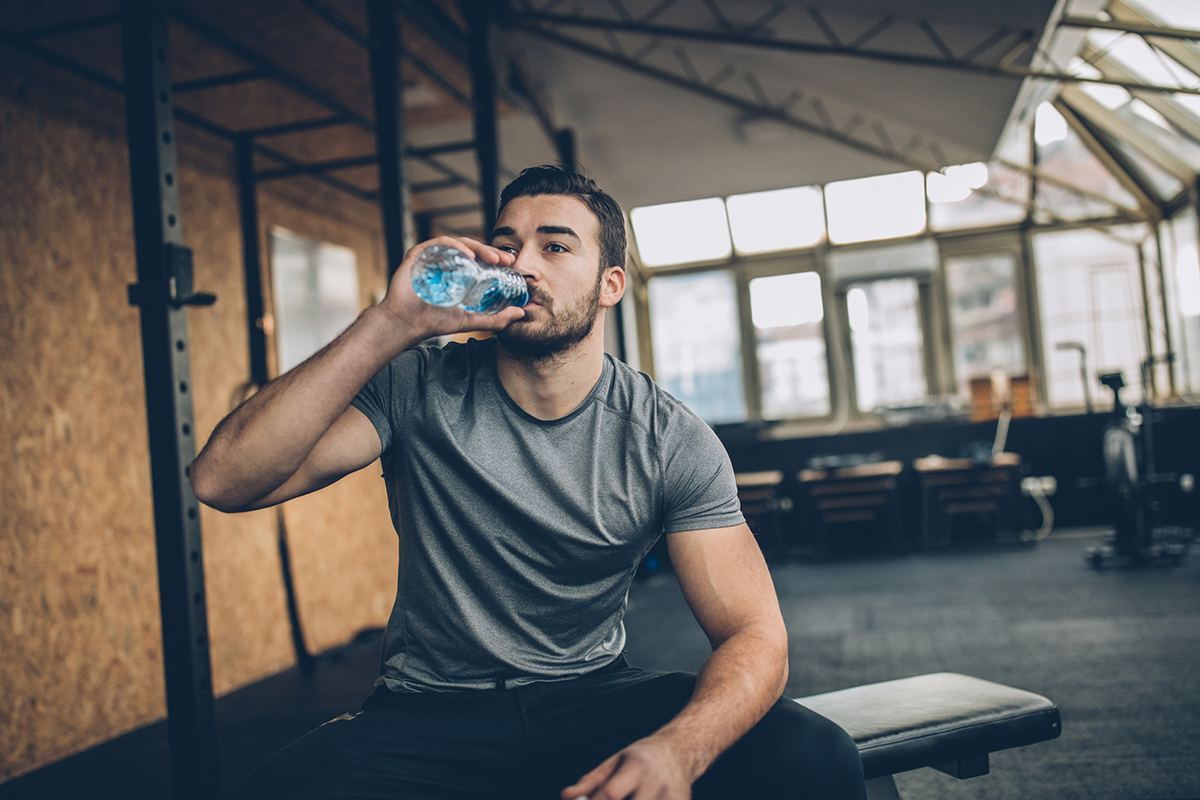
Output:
[{"xmin": 561, "ymin": 736, "xmax": 693, "ymax": 800}]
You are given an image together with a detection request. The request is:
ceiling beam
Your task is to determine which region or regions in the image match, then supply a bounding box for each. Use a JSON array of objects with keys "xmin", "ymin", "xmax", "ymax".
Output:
[
  {"xmin": 1060, "ymin": 83, "xmax": 1198, "ymax": 183},
  {"xmin": 514, "ymin": 21, "xmax": 947, "ymax": 173},
  {"xmin": 508, "ymin": 9, "xmax": 1200, "ymax": 95},
  {"xmin": 1054, "ymin": 100, "xmax": 1164, "ymax": 220},
  {"xmin": 1107, "ymin": 0, "xmax": 1200, "ymax": 77},
  {"xmin": 1082, "ymin": 42, "xmax": 1200, "ymax": 143},
  {"xmin": 1057, "ymin": 15, "xmax": 1200, "ymax": 41},
  {"xmin": 166, "ymin": 3, "xmax": 477, "ymax": 190},
  {"xmin": 514, "ymin": 20, "xmax": 1146, "ymax": 226}
]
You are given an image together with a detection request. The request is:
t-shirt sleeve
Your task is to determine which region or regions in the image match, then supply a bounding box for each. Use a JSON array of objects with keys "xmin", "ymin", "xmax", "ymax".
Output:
[
  {"xmin": 659, "ymin": 404, "xmax": 745, "ymax": 534},
  {"xmin": 350, "ymin": 348, "xmax": 426, "ymax": 454}
]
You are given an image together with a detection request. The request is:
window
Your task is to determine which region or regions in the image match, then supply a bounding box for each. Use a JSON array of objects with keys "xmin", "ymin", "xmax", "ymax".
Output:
[
  {"xmin": 1163, "ymin": 209, "xmax": 1200, "ymax": 393},
  {"xmin": 944, "ymin": 253, "xmax": 1026, "ymax": 395},
  {"xmin": 846, "ymin": 279, "xmax": 927, "ymax": 411},
  {"xmin": 631, "ymin": 198, "xmax": 732, "ymax": 267},
  {"xmin": 1034, "ymin": 103, "xmax": 1139, "ymax": 220},
  {"xmin": 825, "ymin": 171, "xmax": 926, "ymax": 244},
  {"xmin": 928, "ymin": 163, "xmax": 1027, "ymax": 231},
  {"xmin": 726, "ymin": 185, "xmax": 825, "ymax": 254},
  {"xmin": 648, "ymin": 271, "xmax": 746, "ymax": 423},
  {"xmin": 749, "ymin": 272, "xmax": 830, "ymax": 419},
  {"xmin": 270, "ymin": 228, "xmax": 360, "ymax": 374},
  {"xmin": 1034, "ymin": 228, "xmax": 1147, "ymax": 408}
]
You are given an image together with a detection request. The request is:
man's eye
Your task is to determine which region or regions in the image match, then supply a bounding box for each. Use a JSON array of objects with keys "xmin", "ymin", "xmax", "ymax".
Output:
[
  {"xmin": 546, "ymin": 243, "xmax": 568, "ymax": 253},
  {"xmin": 498, "ymin": 245, "xmax": 518, "ymax": 254}
]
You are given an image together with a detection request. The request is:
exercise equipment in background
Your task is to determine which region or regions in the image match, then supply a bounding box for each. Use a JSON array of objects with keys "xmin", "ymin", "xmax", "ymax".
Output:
[{"xmin": 1085, "ymin": 367, "xmax": 1194, "ymax": 569}]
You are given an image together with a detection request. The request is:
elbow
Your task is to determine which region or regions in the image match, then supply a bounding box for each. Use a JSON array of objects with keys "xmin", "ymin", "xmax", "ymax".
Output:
[{"xmin": 189, "ymin": 457, "xmax": 244, "ymax": 514}]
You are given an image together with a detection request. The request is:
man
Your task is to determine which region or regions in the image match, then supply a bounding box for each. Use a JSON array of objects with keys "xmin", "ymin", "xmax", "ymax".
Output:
[{"xmin": 191, "ymin": 165, "xmax": 866, "ymax": 800}]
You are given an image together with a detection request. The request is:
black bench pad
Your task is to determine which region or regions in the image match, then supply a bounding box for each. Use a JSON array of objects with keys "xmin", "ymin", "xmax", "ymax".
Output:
[{"xmin": 795, "ymin": 673, "xmax": 1062, "ymax": 780}]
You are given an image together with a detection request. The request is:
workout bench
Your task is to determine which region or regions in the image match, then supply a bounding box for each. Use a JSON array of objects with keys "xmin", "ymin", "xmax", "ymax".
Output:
[{"xmin": 796, "ymin": 673, "xmax": 1061, "ymax": 799}]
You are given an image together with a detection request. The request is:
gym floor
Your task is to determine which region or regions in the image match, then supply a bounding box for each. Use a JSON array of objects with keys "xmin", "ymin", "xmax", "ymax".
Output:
[{"xmin": 3, "ymin": 528, "xmax": 1198, "ymax": 799}]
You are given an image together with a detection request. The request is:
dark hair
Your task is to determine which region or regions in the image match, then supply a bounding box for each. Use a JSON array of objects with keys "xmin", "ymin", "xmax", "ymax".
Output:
[{"xmin": 496, "ymin": 164, "xmax": 627, "ymax": 272}]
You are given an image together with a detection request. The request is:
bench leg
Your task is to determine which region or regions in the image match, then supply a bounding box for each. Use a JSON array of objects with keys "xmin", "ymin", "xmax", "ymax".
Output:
[{"xmin": 865, "ymin": 776, "xmax": 901, "ymax": 800}]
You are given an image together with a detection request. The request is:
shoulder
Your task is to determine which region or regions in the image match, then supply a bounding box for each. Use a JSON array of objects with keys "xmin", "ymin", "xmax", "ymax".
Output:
[
  {"xmin": 601, "ymin": 355, "xmax": 716, "ymax": 443},
  {"xmin": 392, "ymin": 336, "xmax": 495, "ymax": 380}
]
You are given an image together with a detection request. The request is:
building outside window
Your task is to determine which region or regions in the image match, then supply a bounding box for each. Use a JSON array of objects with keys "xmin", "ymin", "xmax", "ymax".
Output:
[
  {"xmin": 749, "ymin": 271, "xmax": 829, "ymax": 419},
  {"xmin": 1163, "ymin": 209, "xmax": 1200, "ymax": 394},
  {"xmin": 1034, "ymin": 227, "xmax": 1147, "ymax": 407},
  {"xmin": 270, "ymin": 228, "xmax": 360, "ymax": 374},
  {"xmin": 846, "ymin": 278, "xmax": 926, "ymax": 411},
  {"xmin": 944, "ymin": 252, "xmax": 1026, "ymax": 398},
  {"xmin": 647, "ymin": 270, "xmax": 746, "ymax": 423}
]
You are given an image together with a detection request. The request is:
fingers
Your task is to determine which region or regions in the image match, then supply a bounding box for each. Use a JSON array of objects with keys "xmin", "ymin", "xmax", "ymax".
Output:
[
  {"xmin": 562, "ymin": 754, "xmax": 619, "ymax": 799},
  {"xmin": 562, "ymin": 755, "xmax": 675, "ymax": 800},
  {"xmin": 463, "ymin": 306, "xmax": 525, "ymax": 332},
  {"xmin": 417, "ymin": 235, "xmax": 514, "ymax": 267}
]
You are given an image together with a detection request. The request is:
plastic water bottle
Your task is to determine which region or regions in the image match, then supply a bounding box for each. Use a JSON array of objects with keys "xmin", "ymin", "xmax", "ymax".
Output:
[{"xmin": 411, "ymin": 245, "xmax": 529, "ymax": 313}]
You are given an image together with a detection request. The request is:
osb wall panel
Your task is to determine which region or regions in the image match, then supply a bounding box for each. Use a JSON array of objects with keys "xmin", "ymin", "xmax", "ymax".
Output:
[
  {"xmin": 0, "ymin": 47, "xmax": 397, "ymax": 783},
  {"xmin": 0, "ymin": 61, "xmax": 170, "ymax": 780}
]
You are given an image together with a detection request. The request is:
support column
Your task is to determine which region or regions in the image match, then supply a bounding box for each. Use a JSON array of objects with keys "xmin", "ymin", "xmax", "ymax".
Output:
[
  {"xmin": 119, "ymin": 1, "xmax": 220, "ymax": 798},
  {"xmin": 368, "ymin": 0, "xmax": 411, "ymax": 278},
  {"xmin": 235, "ymin": 136, "xmax": 269, "ymax": 388},
  {"xmin": 463, "ymin": 0, "xmax": 500, "ymax": 232},
  {"xmin": 555, "ymin": 127, "xmax": 577, "ymax": 172}
]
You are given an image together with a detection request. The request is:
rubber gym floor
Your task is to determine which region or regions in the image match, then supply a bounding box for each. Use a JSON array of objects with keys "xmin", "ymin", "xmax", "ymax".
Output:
[{"xmin": 3, "ymin": 528, "xmax": 1198, "ymax": 800}]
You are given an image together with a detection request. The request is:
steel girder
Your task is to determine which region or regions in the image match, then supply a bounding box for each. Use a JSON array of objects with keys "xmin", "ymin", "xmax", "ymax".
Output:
[{"xmin": 508, "ymin": 0, "xmax": 1200, "ymax": 95}]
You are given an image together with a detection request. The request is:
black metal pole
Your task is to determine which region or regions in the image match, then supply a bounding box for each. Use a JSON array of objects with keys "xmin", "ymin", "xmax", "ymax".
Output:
[
  {"xmin": 235, "ymin": 136, "xmax": 269, "ymax": 388},
  {"xmin": 367, "ymin": 0, "xmax": 411, "ymax": 278},
  {"xmin": 463, "ymin": 0, "xmax": 500, "ymax": 232},
  {"xmin": 118, "ymin": 2, "xmax": 220, "ymax": 798},
  {"xmin": 555, "ymin": 127, "xmax": 577, "ymax": 172},
  {"xmin": 415, "ymin": 211, "xmax": 434, "ymax": 242}
]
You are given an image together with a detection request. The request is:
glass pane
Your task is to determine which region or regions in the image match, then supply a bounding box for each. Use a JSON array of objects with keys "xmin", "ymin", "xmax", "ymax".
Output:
[
  {"xmin": 271, "ymin": 229, "xmax": 360, "ymax": 374},
  {"xmin": 1163, "ymin": 209, "xmax": 1200, "ymax": 393},
  {"xmin": 928, "ymin": 162, "xmax": 1028, "ymax": 231},
  {"xmin": 824, "ymin": 171, "xmax": 926, "ymax": 244},
  {"xmin": 1110, "ymin": 134, "xmax": 1184, "ymax": 200},
  {"xmin": 944, "ymin": 253, "xmax": 1026, "ymax": 396},
  {"xmin": 749, "ymin": 272, "xmax": 830, "ymax": 419},
  {"xmin": 1034, "ymin": 103, "xmax": 1138, "ymax": 220},
  {"xmin": 1128, "ymin": 0, "xmax": 1200, "ymax": 28},
  {"xmin": 726, "ymin": 185, "xmax": 825, "ymax": 254},
  {"xmin": 1034, "ymin": 228, "xmax": 1147, "ymax": 408},
  {"xmin": 631, "ymin": 198, "xmax": 731, "ymax": 267},
  {"xmin": 648, "ymin": 271, "xmax": 746, "ymax": 423},
  {"xmin": 846, "ymin": 279, "xmax": 926, "ymax": 411},
  {"xmin": 1087, "ymin": 30, "xmax": 1199, "ymax": 94}
]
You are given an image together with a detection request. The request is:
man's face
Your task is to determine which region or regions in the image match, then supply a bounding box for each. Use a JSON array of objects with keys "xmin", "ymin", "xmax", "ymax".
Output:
[{"xmin": 490, "ymin": 194, "xmax": 616, "ymax": 360}]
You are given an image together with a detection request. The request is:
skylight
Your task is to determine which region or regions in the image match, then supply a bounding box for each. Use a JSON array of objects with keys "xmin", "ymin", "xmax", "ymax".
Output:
[
  {"xmin": 726, "ymin": 185, "xmax": 825, "ymax": 254},
  {"xmin": 824, "ymin": 171, "xmax": 926, "ymax": 244},
  {"xmin": 630, "ymin": 197, "xmax": 732, "ymax": 267}
]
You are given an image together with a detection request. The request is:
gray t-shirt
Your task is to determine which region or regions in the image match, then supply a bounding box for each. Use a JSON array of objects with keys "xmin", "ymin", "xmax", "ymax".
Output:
[{"xmin": 351, "ymin": 337, "xmax": 744, "ymax": 692}]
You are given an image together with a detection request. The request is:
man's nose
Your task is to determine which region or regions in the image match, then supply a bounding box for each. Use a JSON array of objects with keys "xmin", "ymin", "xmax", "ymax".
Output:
[{"xmin": 512, "ymin": 248, "xmax": 539, "ymax": 281}]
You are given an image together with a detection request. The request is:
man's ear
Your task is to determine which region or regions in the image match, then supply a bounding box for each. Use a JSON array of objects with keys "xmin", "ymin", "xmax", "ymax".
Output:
[{"xmin": 599, "ymin": 266, "xmax": 626, "ymax": 308}]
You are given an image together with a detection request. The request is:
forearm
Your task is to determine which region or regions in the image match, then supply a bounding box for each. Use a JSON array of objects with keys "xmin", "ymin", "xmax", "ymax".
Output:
[
  {"xmin": 652, "ymin": 621, "xmax": 789, "ymax": 782},
  {"xmin": 190, "ymin": 305, "xmax": 418, "ymax": 510}
]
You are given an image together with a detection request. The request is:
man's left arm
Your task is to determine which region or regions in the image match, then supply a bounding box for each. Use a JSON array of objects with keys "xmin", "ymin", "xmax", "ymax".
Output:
[{"xmin": 562, "ymin": 522, "xmax": 788, "ymax": 800}]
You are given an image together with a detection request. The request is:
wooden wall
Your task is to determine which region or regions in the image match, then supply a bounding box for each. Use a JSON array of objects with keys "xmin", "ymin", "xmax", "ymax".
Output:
[{"xmin": 0, "ymin": 45, "xmax": 398, "ymax": 783}]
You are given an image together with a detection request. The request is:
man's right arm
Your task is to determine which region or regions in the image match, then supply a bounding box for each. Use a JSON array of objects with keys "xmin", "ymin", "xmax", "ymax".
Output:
[{"xmin": 189, "ymin": 236, "xmax": 522, "ymax": 514}]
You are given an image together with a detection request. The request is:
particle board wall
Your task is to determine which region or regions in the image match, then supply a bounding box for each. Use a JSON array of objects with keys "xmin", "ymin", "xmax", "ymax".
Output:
[{"xmin": 0, "ymin": 48, "xmax": 398, "ymax": 783}]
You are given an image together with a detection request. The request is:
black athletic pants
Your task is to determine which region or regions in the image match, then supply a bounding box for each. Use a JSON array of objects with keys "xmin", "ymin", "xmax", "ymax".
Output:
[{"xmin": 231, "ymin": 658, "xmax": 867, "ymax": 800}]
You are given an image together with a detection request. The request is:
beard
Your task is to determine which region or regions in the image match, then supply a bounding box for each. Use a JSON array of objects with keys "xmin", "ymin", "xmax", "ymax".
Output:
[{"xmin": 498, "ymin": 277, "xmax": 603, "ymax": 361}]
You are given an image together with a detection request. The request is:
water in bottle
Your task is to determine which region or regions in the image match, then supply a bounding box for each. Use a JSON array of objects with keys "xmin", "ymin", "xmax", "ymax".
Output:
[{"xmin": 411, "ymin": 245, "xmax": 529, "ymax": 313}]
